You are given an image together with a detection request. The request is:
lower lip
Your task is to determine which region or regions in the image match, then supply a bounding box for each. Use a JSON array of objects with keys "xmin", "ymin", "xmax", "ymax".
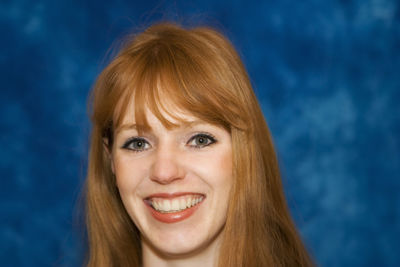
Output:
[{"xmin": 146, "ymin": 201, "xmax": 203, "ymax": 224}]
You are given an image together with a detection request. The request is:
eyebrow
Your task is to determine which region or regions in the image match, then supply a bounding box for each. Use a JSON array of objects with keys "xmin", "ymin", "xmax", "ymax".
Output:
[
  {"xmin": 115, "ymin": 120, "xmax": 209, "ymax": 134},
  {"xmin": 115, "ymin": 123, "xmax": 138, "ymax": 134}
]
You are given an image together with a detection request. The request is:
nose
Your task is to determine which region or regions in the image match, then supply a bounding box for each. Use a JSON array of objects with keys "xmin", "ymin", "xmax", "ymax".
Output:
[{"xmin": 150, "ymin": 144, "xmax": 184, "ymax": 184}]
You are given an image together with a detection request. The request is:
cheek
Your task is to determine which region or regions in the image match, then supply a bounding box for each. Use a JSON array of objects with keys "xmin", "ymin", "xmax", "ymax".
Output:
[
  {"xmin": 190, "ymin": 147, "xmax": 233, "ymax": 187},
  {"xmin": 113, "ymin": 155, "xmax": 147, "ymax": 193},
  {"xmin": 112, "ymin": 155, "xmax": 150, "ymax": 227},
  {"xmin": 216, "ymin": 151, "xmax": 233, "ymax": 184},
  {"xmin": 213, "ymin": 148, "xmax": 233, "ymax": 205}
]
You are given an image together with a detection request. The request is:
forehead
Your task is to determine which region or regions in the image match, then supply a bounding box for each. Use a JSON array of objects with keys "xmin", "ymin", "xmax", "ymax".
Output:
[
  {"xmin": 117, "ymin": 99, "xmax": 201, "ymax": 131},
  {"xmin": 112, "ymin": 76, "xmax": 231, "ymax": 133}
]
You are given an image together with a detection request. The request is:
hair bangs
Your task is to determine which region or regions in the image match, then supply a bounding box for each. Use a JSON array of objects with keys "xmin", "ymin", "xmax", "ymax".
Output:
[{"xmin": 113, "ymin": 39, "xmax": 246, "ymax": 135}]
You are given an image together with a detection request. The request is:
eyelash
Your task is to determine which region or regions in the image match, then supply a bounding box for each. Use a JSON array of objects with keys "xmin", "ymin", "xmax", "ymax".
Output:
[
  {"xmin": 187, "ymin": 133, "xmax": 217, "ymax": 148},
  {"xmin": 122, "ymin": 137, "xmax": 150, "ymax": 152},
  {"xmin": 121, "ymin": 133, "xmax": 217, "ymax": 152}
]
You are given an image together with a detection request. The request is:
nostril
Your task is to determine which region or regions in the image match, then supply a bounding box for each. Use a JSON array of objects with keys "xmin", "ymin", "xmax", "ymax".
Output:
[
  {"xmin": 150, "ymin": 158, "xmax": 183, "ymax": 184},
  {"xmin": 150, "ymin": 173, "xmax": 184, "ymax": 184},
  {"xmin": 149, "ymin": 144, "xmax": 186, "ymax": 184}
]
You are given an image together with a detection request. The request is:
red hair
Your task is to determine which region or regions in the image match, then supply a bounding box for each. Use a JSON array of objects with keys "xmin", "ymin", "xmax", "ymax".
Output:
[{"xmin": 86, "ymin": 22, "xmax": 314, "ymax": 267}]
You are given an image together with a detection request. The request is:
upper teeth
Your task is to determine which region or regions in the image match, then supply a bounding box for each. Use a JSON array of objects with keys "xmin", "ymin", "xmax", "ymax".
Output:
[{"xmin": 150, "ymin": 195, "xmax": 204, "ymax": 213}]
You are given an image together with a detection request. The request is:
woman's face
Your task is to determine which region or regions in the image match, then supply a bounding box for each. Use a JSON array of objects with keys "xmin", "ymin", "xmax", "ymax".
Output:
[{"xmin": 111, "ymin": 105, "xmax": 233, "ymax": 257}]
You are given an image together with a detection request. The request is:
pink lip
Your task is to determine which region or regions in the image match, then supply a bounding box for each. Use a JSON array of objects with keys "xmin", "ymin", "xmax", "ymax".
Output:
[{"xmin": 144, "ymin": 192, "xmax": 205, "ymax": 224}]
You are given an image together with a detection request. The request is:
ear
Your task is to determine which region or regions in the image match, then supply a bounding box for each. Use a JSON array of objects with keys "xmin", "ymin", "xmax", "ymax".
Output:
[{"xmin": 103, "ymin": 138, "xmax": 115, "ymax": 174}]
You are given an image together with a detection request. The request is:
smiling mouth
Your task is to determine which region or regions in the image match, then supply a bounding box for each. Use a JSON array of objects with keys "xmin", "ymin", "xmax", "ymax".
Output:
[{"xmin": 146, "ymin": 194, "xmax": 205, "ymax": 213}]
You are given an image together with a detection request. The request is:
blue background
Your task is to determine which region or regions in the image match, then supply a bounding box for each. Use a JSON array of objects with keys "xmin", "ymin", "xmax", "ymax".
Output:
[{"xmin": 1, "ymin": 0, "xmax": 399, "ymax": 266}]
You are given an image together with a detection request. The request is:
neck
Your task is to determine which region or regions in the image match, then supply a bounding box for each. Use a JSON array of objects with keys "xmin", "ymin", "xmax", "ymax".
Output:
[{"xmin": 141, "ymin": 235, "xmax": 222, "ymax": 267}]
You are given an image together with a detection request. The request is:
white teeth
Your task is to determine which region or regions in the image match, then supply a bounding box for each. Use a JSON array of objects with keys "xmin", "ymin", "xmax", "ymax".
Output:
[
  {"xmin": 186, "ymin": 198, "xmax": 191, "ymax": 208},
  {"xmin": 164, "ymin": 200, "xmax": 171, "ymax": 211},
  {"xmin": 150, "ymin": 195, "xmax": 204, "ymax": 213},
  {"xmin": 179, "ymin": 198, "xmax": 186, "ymax": 210},
  {"xmin": 171, "ymin": 199, "xmax": 179, "ymax": 211}
]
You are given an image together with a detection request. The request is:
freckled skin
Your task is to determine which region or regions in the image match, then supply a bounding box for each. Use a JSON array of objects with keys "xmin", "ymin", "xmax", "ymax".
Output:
[{"xmin": 111, "ymin": 107, "xmax": 232, "ymax": 266}]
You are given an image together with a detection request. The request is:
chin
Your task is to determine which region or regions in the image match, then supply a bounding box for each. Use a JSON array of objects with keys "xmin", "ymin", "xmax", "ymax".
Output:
[
  {"xmin": 143, "ymin": 231, "xmax": 221, "ymax": 259},
  {"xmin": 141, "ymin": 216, "xmax": 225, "ymax": 258}
]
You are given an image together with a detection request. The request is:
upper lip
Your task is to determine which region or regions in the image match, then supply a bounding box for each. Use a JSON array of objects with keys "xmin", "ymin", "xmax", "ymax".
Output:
[{"xmin": 144, "ymin": 192, "xmax": 205, "ymax": 200}]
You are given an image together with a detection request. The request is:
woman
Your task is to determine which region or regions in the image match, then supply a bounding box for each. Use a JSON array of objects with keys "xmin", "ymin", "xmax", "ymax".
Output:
[{"xmin": 85, "ymin": 22, "xmax": 314, "ymax": 267}]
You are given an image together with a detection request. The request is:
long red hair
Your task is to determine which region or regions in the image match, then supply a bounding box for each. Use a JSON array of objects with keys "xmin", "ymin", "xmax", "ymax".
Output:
[{"xmin": 86, "ymin": 22, "xmax": 314, "ymax": 267}]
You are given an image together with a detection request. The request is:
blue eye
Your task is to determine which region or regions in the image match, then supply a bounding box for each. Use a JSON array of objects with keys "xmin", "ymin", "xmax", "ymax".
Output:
[
  {"xmin": 187, "ymin": 133, "xmax": 216, "ymax": 148},
  {"xmin": 122, "ymin": 138, "xmax": 150, "ymax": 152}
]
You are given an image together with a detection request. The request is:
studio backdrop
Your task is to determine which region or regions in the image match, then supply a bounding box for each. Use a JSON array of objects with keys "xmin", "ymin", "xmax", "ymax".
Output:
[{"xmin": 1, "ymin": 0, "xmax": 399, "ymax": 266}]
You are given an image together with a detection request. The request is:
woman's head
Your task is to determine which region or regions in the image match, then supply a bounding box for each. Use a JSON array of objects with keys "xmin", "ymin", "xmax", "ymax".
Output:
[{"xmin": 86, "ymin": 22, "xmax": 313, "ymax": 267}]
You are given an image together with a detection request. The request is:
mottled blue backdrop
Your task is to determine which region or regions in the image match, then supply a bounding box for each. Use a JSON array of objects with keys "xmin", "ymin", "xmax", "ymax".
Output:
[{"xmin": 1, "ymin": 0, "xmax": 399, "ymax": 266}]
